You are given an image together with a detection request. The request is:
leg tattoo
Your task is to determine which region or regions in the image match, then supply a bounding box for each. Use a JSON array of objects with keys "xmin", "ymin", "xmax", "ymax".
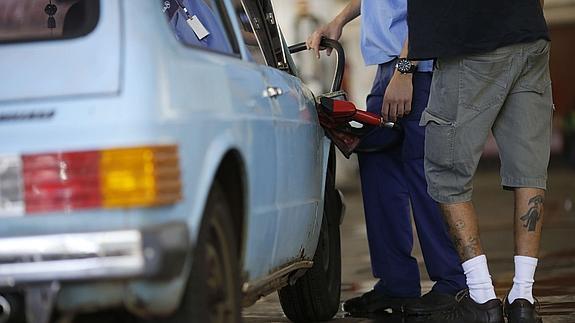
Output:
[
  {"xmin": 441, "ymin": 202, "xmax": 484, "ymax": 261},
  {"xmin": 448, "ymin": 217, "xmax": 481, "ymax": 260},
  {"xmin": 520, "ymin": 195, "xmax": 544, "ymax": 232}
]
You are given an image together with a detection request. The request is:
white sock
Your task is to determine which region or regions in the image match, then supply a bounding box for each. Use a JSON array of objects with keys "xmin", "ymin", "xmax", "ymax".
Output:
[
  {"xmin": 508, "ymin": 255, "xmax": 538, "ymax": 304},
  {"xmin": 462, "ymin": 255, "xmax": 497, "ymax": 304}
]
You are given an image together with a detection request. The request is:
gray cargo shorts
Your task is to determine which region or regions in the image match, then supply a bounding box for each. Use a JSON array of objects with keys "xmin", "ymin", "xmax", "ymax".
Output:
[{"xmin": 420, "ymin": 39, "xmax": 553, "ymax": 204}]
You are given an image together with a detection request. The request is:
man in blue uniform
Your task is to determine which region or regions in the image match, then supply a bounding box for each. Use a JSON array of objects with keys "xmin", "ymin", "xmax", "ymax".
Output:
[
  {"xmin": 307, "ymin": 0, "xmax": 467, "ymax": 317},
  {"xmin": 163, "ymin": 0, "xmax": 234, "ymax": 54}
]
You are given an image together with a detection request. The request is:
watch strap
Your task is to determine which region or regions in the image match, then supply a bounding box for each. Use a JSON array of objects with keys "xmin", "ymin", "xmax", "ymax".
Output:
[{"xmin": 396, "ymin": 58, "xmax": 417, "ymax": 74}]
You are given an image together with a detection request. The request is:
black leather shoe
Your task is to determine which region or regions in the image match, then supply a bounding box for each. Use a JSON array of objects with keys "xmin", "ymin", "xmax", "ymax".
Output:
[
  {"xmin": 504, "ymin": 297, "xmax": 543, "ymax": 323},
  {"xmin": 429, "ymin": 289, "xmax": 504, "ymax": 323},
  {"xmin": 342, "ymin": 290, "xmax": 417, "ymax": 316},
  {"xmin": 403, "ymin": 290, "xmax": 458, "ymax": 316}
]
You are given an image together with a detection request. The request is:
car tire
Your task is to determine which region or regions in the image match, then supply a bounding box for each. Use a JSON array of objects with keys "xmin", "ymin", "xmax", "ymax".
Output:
[
  {"xmin": 166, "ymin": 181, "xmax": 241, "ymax": 323},
  {"xmin": 278, "ymin": 157, "xmax": 341, "ymax": 322}
]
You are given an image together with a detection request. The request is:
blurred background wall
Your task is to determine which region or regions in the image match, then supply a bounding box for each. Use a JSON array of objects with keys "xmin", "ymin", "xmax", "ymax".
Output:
[
  {"xmin": 274, "ymin": 0, "xmax": 375, "ymax": 107},
  {"xmin": 546, "ymin": 0, "xmax": 575, "ymax": 164}
]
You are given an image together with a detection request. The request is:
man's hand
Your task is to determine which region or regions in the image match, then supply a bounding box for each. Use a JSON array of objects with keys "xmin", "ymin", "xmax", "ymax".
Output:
[
  {"xmin": 306, "ymin": 20, "xmax": 344, "ymax": 59},
  {"xmin": 382, "ymin": 72, "xmax": 413, "ymax": 122},
  {"xmin": 306, "ymin": 0, "xmax": 361, "ymax": 59}
]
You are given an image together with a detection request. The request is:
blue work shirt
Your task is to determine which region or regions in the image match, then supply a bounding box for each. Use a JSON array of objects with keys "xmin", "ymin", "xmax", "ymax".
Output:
[
  {"xmin": 360, "ymin": 0, "xmax": 433, "ymax": 72},
  {"xmin": 169, "ymin": 0, "xmax": 233, "ymax": 54}
]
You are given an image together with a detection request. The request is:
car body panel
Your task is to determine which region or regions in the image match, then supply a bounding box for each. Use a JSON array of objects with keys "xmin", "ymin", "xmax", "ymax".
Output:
[
  {"xmin": 260, "ymin": 66, "xmax": 326, "ymax": 266},
  {"xmin": 0, "ymin": 0, "xmax": 332, "ymax": 316},
  {"xmin": 0, "ymin": 1, "xmax": 121, "ymax": 104}
]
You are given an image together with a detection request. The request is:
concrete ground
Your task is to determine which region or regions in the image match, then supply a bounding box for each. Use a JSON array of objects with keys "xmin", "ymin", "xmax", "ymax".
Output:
[{"xmin": 243, "ymin": 159, "xmax": 575, "ymax": 322}]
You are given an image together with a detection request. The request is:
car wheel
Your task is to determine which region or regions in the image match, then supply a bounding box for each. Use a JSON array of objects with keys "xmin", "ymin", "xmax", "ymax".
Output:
[
  {"xmin": 166, "ymin": 181, "xmax": 241, "ymax": 323},
  {"xmin": 278, "ymin": 161, "xmax": 341, "ymax": 322}
]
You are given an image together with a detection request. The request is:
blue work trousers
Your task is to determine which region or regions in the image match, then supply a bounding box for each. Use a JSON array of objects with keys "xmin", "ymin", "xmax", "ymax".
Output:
[{"xmin": 357, "ymin": 61, "xmax": 466, "ymax": 297}]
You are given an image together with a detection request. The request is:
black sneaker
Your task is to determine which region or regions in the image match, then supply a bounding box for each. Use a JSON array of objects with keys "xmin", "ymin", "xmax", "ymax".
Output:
[
  {"xmin": 342, "ymin": 289, "xmax": 417, "ymax": 317},
  {"xmin": 504, "ymin": 297, "xmax": 543, "ymax": 323},
  {"xmin": 403, "ymin": 290, "xmax": 458, "ymax": 316},
  {"xmin": 429, "ymin": 289, "xmax": 504, "ymax": 323}
]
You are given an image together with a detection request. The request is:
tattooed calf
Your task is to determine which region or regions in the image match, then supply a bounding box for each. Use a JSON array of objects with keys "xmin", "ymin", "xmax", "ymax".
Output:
[{"xmin": 520, "ymin": 195, "xmax": 544, "ymax": 232}]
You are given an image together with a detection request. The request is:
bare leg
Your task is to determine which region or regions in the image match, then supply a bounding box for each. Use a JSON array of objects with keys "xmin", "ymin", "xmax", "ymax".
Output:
[
  {"xmin": 440, "ymin": 201, "xmax": 484, "ymax": 262},
  {"xmin": 507, "ymin": 188, "xmax": 544, "ymax": 304},
  {"xmin": 441, "ymin": 202, "xmax": 497, "ymax": 303},
  {"xmin": 514, "ymin": 188, "xmax": 545, "ymax": 257}
]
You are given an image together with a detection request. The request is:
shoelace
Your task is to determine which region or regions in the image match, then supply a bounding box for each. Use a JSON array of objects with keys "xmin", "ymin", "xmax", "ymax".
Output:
[
  {"xmin": 534, "ymin": 297, "xmax": 541, "ymax": 313},
  {"xmin": 454, "ymin": 288, "xmax": 470, "ymax": 302},
  {"xmin": 503, "ymin": 295, "xmax": 542, "ymax": 318}
]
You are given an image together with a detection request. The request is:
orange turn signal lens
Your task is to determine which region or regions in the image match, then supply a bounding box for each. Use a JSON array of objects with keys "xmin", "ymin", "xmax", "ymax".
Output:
[{"xmin": 100, "ymin": 145, "xmax": 182, "ymax": 208}]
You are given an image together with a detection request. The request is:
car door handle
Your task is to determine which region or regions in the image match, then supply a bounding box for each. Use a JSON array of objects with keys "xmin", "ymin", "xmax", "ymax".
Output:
[{"xmin": 263, "ymin": 87, "xmax": 284, "ymax": 98}]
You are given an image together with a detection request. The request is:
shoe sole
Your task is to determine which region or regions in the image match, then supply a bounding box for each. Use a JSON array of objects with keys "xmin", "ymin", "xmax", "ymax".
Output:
[
  {"xmin": 505, "ymin": 316, "xmax": 542, "ymax": 323},
  {"xmin": 403, "ymin": 304, "xmax": 457, "ymax": 317},
  {"xmin": 344, "ymin": 302, "xmax": 404, "ymax": 314},
  {"xmin": 345, "ymin": 305, "xmax": 404, "ymax": 318}
]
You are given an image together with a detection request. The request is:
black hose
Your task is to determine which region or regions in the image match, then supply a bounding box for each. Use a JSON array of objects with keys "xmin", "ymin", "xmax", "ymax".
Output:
[{"xmin": 288, "ymin": 38, "xmax": 345, "ymax": 93}]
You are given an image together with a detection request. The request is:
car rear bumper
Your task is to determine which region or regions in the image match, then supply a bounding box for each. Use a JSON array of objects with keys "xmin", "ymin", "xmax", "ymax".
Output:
[{"xmin": 0, "ymin": 222, "xmax": 189, "ymax": 288}]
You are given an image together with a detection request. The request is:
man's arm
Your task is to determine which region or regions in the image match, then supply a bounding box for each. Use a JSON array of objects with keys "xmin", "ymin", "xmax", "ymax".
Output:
[
  {"xmin": 382, "ymin": 39, "xmax": 414, "ymax": 122},
  {"xmin": 306, "ymin": 0, "xmax": 361, "ymax": 58}
]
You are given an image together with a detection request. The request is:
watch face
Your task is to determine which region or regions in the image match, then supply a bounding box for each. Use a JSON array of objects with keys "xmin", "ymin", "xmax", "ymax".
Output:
[{"xmin": 397, "ymin": 59, "xmax": 413, "ymax": 74}]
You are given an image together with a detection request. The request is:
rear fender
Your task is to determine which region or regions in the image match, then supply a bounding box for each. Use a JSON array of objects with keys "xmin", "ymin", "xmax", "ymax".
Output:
[{"xmin": 125, "ymin": 132, "xmax": 247, "ymax": 316}]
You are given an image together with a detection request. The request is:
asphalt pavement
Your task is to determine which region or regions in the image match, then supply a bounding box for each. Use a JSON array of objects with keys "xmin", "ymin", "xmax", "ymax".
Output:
[{"xmin": 243, "ymin": 159, "xmax": 575, "ymax": 322}]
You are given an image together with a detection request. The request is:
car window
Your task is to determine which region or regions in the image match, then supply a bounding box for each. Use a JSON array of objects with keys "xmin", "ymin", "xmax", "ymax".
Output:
[
  {"xmin": 232, "ymin": 0, "xmax": 266, "ymax": 65},
  {"xmin": 163, "ymin": 0, "xmax": 238, "ymax": 55},
  {"xmin": 236, "ymin": 0, "xmax": 293, "ymax": 73},
  {"xmin": 0, "ymin": 0, "xmax": 99, "ymax": 43}
]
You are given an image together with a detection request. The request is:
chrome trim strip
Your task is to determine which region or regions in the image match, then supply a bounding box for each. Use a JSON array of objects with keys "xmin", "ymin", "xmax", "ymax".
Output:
[
  {"xmin": 241, "ymin": 260, "xmax": 313, "ymax": 294},
  {"xmin": 0, "ymin": 231, "xmax": 144, "ymax": 287}
]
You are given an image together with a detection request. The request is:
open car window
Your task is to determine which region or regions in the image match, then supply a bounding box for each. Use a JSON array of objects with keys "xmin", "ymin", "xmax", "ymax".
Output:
[
  {"xmin": 238, "ymin": 0, "xmax": 294, "ymax": 73},
  {"xmin": 163, "ymin": 0, "xmax": 239, "ymax": 55},
  {"xmin": 232, "ymin": 0, "xmax": 266, "ymax": 65},
  {"xmin": 0, "ymin": 0, "xmax": 99, "ymax": 43}
]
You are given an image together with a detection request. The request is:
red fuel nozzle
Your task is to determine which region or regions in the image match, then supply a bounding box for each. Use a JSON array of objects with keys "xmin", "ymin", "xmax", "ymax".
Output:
[
  {"xmin": 316, "ymin": 95, "xmax": 403, "ymax": 158},
  {"xmin": 319, "ymin": 96, "xmax": 393, "ymax": 128}
]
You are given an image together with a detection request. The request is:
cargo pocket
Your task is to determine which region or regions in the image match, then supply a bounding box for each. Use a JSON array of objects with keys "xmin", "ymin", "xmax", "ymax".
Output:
[
  {"xmin": 427, "ymin": 59, "xmax": 459, "ymax": 121},
  {"xmin": 460, "ymin": 56, "xmax": 511, "ymax": 112},
  {"xmin": 420, "ymin": 110, "xmax": 455, "ymax": 169}
]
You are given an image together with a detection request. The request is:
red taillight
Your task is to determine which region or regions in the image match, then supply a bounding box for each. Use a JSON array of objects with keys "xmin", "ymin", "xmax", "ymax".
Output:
[
  {"xmin": 9, "ymin": 145, "xmax": 182, "ymax": 215},
  {"xmin": 22, "ymin": 151, "xmax": 101, "ymax": 214}
]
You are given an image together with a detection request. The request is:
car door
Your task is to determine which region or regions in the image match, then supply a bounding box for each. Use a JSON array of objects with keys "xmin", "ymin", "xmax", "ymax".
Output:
[
  {"xmin": 241, "ymin": 0, "xmax": 326, "ymax": 267},
  {"xmin": 163, "ymin": 0, "xmax": 279, "ymax": 280},
  {"xmin": 223, "ymin": 0, "xmax": 287, "ymax": 281},
  {"xmin": 265, "ymin": 66, "xmax": 325, "ymax": 266}
]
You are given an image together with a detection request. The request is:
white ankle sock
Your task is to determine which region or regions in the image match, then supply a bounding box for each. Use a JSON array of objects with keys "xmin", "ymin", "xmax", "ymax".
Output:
[
  {"xmin": 462, "ymin": 255, "xmax": 497, "ymax": 304},
  {"xmin": 508, "ymin": 255, "xmax": 538, "ymax": 304}
]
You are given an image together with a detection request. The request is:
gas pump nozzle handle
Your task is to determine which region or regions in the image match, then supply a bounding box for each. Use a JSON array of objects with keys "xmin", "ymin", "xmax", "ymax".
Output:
[
  {"xmin": 382, "ymin": 121, "xmax": 398, "ymax": 129},
  {"xmin": 354, "ymin": 110, "xmax": 399, "ymax": 129},
  {"xmin": 320, "ymin": 96, "xmax": 400, "ymax": 129},
  {"xmin": 353, "ymin": 110, "xmax": 384, "ymax": 127}
]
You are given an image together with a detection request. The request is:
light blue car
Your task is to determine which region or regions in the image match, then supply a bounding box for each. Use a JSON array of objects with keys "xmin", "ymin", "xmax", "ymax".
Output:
[{"xmin": 0, "ymin": 0, "xmax": 344, "ymax": 322}]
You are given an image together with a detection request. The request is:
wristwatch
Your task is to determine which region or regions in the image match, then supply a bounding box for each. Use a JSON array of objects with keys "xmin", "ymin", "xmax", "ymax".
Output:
[{"xmin": 395, "ymin": 58, "xmax": 418, "ymax": 74}]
